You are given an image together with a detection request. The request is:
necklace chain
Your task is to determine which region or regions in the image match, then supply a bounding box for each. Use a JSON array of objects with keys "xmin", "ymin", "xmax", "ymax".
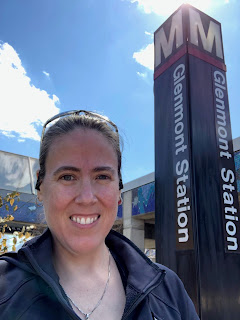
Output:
[{"xmin": 63, "ymin": 249, "xmax": 111, "ymax": 320}]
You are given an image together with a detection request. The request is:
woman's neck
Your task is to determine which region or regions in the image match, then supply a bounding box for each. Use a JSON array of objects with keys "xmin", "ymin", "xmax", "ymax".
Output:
[{"xmin": 52, "ymin": 239, "xmax": 109, "ymax": 282}]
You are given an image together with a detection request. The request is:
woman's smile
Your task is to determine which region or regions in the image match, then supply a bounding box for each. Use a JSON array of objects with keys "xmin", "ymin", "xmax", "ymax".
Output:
[{"xmin": 70, "ymin": 214, "xmax": 100, "ymax": 227}]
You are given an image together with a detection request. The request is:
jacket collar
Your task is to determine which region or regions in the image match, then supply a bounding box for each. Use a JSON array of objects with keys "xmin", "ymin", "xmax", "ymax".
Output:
[
  {"xmin": 18, "ymin": 228, "xmax": 165, "ymax": 293},
  {"xmin": 18, "ymin": 228, "xmax": 59, "ymax": 282},
  {"xmin": 106, "ymin": 230, "xmax": 165, "ymax": 293},
  {"xmin": 13, "ymin": 228, "xmax": 166, "ymax": 294}
]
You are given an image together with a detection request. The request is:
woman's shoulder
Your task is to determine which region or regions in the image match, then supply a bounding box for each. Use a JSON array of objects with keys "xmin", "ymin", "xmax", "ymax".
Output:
[
  {"xmin": 0, "ymin": 255, "xmax": 36, "ymax": 305},
  {"xmin": 0, "ymin": 255, "xmax": 36, "ymax": 298},
  {"xmin": 150, "ymin": 263, "xmax": 199, "ymax": 319},
  {"xmin": 0, "ymin": 255, "xmax": 53, "ymax": 319}
]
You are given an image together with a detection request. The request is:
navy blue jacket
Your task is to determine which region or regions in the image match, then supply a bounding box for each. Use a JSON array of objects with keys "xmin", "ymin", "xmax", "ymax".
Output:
[{"xmin": 0, "ymin": 229, "xmax": 199, "ymax": 319}]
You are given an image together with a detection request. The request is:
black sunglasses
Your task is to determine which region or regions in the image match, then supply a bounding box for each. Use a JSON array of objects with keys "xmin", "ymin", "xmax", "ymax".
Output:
[{"xmin": 41, "ymin": 110, "xmax": 119, "ymax": 143}]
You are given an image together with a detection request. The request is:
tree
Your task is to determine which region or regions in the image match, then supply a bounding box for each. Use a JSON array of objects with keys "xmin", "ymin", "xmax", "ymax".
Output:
[{"xmin": 0, "ymin": 191, "xmax": 33, "ymax": 254}]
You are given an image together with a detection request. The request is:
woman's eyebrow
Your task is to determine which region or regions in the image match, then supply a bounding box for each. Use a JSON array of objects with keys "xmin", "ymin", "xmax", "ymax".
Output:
[
  {"xmin": 93, "ymin": 166, "xmax": 115, "ymax": 174},
  {"xmin": 53, "ymin": 166, "xmax": 81, "ymax": 176}
]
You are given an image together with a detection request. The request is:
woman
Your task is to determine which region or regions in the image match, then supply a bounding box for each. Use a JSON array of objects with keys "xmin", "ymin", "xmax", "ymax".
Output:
[{"xmin": 0, "ymin": 110, "xmax": 199, "ymax": 320}]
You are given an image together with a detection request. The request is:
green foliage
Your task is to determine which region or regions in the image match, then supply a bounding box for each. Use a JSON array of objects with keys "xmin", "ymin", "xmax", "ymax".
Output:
[{"xmin": 0, "ymin": 191, "xmax": 33, "ymax": 254}]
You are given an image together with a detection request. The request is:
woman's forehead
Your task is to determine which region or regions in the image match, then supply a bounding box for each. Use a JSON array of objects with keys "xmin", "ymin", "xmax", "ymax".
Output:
[
  {"xmin": 45, "ymin": 129, "xmax": 118, "ymax": 168},
  {"xmin": 51, "ymin": 128, "xmax": 112, "ymax": 147}
]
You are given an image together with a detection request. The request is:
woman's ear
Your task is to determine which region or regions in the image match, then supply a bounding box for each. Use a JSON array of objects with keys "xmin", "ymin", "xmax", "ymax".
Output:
[
  {"xmin": 118, "ymin": 193, "xmax": 122, "ymax": 205},
  {"xmin": 36, "ymin": 170, "xmax": 43, "ymax": 201}
]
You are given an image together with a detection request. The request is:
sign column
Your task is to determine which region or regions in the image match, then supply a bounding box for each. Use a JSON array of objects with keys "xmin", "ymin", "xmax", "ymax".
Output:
[{"xmin": 154, "ymin": 4, "xmax": 240, "ymax": 319}]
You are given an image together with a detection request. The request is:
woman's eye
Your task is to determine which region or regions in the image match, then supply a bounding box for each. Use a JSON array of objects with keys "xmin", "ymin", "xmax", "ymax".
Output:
[
  {"xmin": 60, "ymin": 175, "xmax": 75, "ymax": 181},
  {"xmin": 97, "ymin": 174, "xmax": 110, "ymax": 180}
]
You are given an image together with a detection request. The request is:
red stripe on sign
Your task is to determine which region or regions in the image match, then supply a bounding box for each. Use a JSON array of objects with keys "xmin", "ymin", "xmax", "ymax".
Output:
[
  {"xmin": 188, "ymin": 46, "xmax": 227, "ymax": 71},
  {"xmin": 154, "ymin": 46, "xmax": 187, "ymax": 80},
  {"xmin": 154, "ymin": 44, "xmax": 227, "ymax": 80}
]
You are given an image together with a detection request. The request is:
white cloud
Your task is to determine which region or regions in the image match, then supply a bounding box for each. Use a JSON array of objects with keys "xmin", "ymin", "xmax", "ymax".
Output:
[
  {"xmin": 130, "ymin": 0, "xmax": 183, "ymax": 16},
  {"xmin": 133, "ymin": 43, "xmax": 154, "ymax": 71},
  {"xmin": 43, "ymin": 70, "xmax": 50, "ymax": 77},
  {"xmin": 1, "ymin": 131, "xmax": 15, "ymax": 138},
  {"xmin": 145, "ymin": 31, "xmax": 153, "ymax": 38},
  {"xmin": 130, "ymin": 0, "xmax": 226, "ymax": 16},
  {"xmin": 0, "ymin": 43, "xmax": 60, "ymax": 141},
  {"xmin": 137, "ymin": 71, "xmax": 147, "ymax": 78}
]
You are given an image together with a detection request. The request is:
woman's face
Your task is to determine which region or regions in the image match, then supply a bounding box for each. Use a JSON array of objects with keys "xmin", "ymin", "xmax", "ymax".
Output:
[{"xmin": 37, "ymin": 128, "xmax": 121, "ymax": 255}]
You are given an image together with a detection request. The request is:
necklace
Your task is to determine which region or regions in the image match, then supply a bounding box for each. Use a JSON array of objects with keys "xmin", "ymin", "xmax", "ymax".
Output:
[{"xmin": 63, "ymin": 249, "xmax": 111, "ymax": 320}]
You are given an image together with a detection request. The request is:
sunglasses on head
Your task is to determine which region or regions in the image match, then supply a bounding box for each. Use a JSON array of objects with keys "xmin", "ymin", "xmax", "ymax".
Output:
[{"xmin": 41, "ymin": 110, "xmax": 119, "ymax": 143}]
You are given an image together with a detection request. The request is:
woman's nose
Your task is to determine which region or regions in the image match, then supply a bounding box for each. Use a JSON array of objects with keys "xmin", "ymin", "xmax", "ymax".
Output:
[{"xmin": 74, "ymin": 179, "xmax": 97, "ymax": 205}]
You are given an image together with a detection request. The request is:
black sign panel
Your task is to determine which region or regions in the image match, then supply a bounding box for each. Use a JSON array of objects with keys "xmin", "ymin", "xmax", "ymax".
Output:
[
  {"xmin": 213, "ymin": 69, "xmax": 240, "ymax": 253},
  {"xmin": 172, "ymin": 60, "xmax": 194, "ymax": 250},
  {"xmin": 154, "ymin": 54, "xmax": 198, "ymax": 310}
]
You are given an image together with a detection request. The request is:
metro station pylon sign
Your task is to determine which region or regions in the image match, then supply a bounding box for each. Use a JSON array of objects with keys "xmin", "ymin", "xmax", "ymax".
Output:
[{"xmin": 154, "ymin": 4, "xmax": 240, "ymax": 319}]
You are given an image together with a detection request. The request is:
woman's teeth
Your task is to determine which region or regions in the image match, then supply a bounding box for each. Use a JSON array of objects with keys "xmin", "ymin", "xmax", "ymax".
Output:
[{"xmin": 71, "ymin": 216, "xmax": 98, "ymax": 225}]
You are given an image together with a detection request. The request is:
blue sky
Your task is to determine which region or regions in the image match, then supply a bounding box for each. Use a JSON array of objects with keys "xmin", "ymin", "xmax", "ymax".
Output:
[{"xmin": 0, "ymin": 0, "xmax": 239, "ymax": 184}]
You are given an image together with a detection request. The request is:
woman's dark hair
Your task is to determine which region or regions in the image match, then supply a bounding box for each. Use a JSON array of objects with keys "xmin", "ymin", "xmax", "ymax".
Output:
[{"xmin": 35, "ymin": 114, "xmax": 123, "ymax": 190}]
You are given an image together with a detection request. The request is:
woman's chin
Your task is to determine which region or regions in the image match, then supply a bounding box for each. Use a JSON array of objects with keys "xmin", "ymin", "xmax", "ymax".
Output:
[{"xmin": 61, "ymin": 237, "xmax": 106, "ymax": 256}]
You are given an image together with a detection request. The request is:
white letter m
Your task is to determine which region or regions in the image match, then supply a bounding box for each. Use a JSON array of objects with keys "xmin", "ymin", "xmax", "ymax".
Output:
[
  {"xmin": 189, "ymin": 7, "xmax": 223, "ymax": 59},
  {"xmin": 155, "ymin": 9, "xmax": 183, "ymax": 68}
]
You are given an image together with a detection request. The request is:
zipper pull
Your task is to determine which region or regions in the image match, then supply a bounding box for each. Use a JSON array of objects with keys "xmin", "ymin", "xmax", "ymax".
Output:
[{"xmin": 152, "ymin": 313, "xmax": 161, "ymax": 320}]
